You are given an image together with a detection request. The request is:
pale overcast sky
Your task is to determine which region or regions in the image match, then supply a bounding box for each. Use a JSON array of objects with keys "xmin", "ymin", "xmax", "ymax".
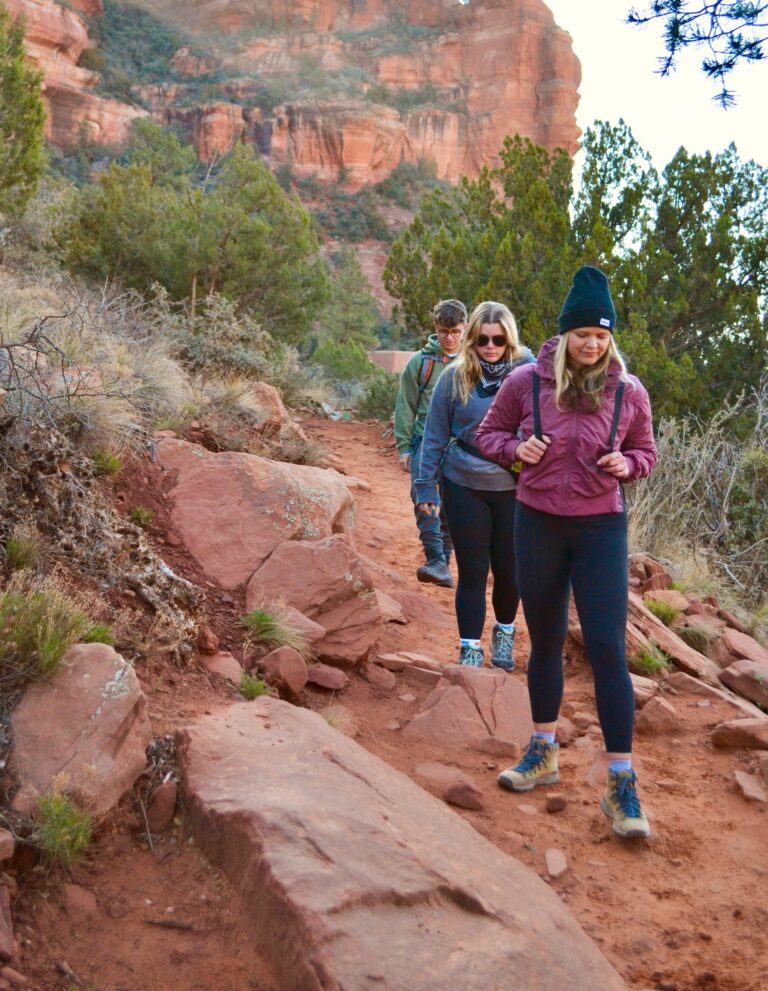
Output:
[{"xmin": 544, "ymin": 1, "xmax": 768, "ymax": 170}]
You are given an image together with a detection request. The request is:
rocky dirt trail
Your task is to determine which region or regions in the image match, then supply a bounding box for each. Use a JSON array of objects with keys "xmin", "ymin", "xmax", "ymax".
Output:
[
  {"xmin": 304, "ymin": 416, "xmax": 768, "ymax": 991},
  {"xmin": 11, "ymin": 415, "xmax": 768, "ymax": 991}
]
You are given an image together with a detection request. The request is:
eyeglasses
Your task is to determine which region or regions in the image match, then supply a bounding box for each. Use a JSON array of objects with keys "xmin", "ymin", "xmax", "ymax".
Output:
[
  {"xmin": 476, "ymin": 334, "xmax": 507, "ymax": 347},
  {"xmin": 437, "ymin": 327, "xmax": 463, "ymax": 337}
]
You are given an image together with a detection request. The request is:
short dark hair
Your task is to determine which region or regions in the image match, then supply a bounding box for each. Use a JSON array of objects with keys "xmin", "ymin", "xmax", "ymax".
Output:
[{"xmin": 432, "ymin": 299, "xmax": 468, "ymax": 329}]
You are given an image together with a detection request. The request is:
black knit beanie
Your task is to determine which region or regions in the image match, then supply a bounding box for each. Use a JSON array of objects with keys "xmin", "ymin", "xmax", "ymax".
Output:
[{"xmin": 558, "ymin": 266, "xmax": 616, "ymax": 334}]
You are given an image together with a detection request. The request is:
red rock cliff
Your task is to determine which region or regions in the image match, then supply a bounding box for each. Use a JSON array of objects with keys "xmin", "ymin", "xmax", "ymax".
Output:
[
  {"xmin": 5, "ymin": 0, "xmax": 146, "ymax": 146},
  {"xmin": 152, "ymin": 0, "xmax": 581, "ymax": 180},
  {"xmin": 11, "ymin": 0, "xmax": 580, "ymax": 184}
]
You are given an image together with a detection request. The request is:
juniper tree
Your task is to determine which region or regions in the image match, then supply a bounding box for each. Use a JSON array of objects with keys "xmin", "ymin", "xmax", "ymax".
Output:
[{"xmin": 0, "ymin": 1, "xmax": 45, "ymax": 216}]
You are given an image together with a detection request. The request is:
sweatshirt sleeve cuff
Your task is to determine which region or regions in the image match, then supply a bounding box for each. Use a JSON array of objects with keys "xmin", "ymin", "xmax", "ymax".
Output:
[{"xmin": 413, "ymin": 482, "xmax": 440, "ymax": 505}]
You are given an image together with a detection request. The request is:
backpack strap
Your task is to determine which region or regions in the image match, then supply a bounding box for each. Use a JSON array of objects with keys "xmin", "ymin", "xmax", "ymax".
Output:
[
  {"xmin": 417, "ymin": 355, "xmax": 435, "ymax": 396},
  {"xmin": 531, "ymin": 371, "xmax": 543, "ymax": 440},
  {"xmin": 417, "ymin": 352, "xmax": 451, "ymax": 396},
  {"xmin": 609, "ymin": 381, "xmax": 625, "ymax": 450}
]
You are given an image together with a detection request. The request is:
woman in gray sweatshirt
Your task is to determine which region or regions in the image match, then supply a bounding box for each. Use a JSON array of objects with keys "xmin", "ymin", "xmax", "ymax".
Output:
[{"xmin": 414, "ymin": 301, "xmax": 534, "ymax": 668}]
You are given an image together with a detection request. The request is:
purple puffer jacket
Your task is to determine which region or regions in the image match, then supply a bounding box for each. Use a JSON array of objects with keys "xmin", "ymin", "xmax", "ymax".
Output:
[{"xmin": 476, "ymin": 337, "xmax": 657, "ymax": 516}]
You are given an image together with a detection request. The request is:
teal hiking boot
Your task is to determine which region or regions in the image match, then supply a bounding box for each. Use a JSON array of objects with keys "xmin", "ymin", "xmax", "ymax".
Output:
[
  {"xmin": 458, "ymin": 644, "xmax": 484, "ymax": 667},
  {"xmin": 490, "ymin": 623, "xmax": 515, "ymax": 671}
]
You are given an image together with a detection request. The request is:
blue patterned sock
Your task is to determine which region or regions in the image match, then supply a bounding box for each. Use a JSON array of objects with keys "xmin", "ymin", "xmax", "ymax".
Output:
[{"xmin": 460, "ymin": 638, "xmax": 481, "ymax": 648}]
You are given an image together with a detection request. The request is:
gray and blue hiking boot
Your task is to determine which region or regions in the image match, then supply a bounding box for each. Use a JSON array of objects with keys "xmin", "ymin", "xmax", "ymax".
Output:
[
  {"xmin": 490, "ymin": 623, "xmax": 515, "ymax": 671},
  {"xmin": 497, "ymin": 737, "xmax": 559, "ymax": 792},
  {"xmin": 600, "ymin": 769, "xmax": 651, "ymax": 839},
  {"xmin": 416, "ymin": 556, "xmax": 453, "ymax": 588},
  {"xmin": 458, "ymin": 644, "xmax": 484, "ymax": 667}
]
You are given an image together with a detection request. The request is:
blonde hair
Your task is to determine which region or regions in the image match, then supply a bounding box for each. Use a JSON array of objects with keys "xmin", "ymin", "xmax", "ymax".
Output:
[
  {"xmin": 452, "ymin": 301, "xmax": 523, "ymax": 406},
  {"xmin": 553, "ymin": 333, "xmax": 629, "ymax": 411}
]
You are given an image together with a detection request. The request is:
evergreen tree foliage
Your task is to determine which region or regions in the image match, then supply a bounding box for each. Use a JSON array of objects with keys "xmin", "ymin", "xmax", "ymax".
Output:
[
  {"xmin": 627, "ymin": 2, "xmax": 768, "ymax": 107},
  {"xmin": 0, "ymin": 1, "xmax": 45, "ymax": 216},
  {"xmin": 575, "ymin": 120, "xmax": 768, "ymax": 413},
  {"xmin": 310, "ymin": 248, "xmax": 380, "ymax": 382},
  {"xmin": 55, "ymin": 130, "xmax": 329, "ymax": 345},
  {"xmin": 320, "ymin": 248, "xmax": 380, "ymax": 348},
  {"xmin": 386, "ymin": 124, "xmax": 768, "ymax": 416},
  {"xmin": 383, "ymin": 136, "xmax": 576, "ymax": 351}
]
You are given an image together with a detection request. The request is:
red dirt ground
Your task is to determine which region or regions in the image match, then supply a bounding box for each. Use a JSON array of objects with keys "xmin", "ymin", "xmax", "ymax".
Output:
[{"xmin": 12, "ymin": 415, "xmax": 768, "ymax": 991}]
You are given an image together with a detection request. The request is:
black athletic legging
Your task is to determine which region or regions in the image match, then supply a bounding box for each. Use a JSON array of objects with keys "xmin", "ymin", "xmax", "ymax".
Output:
[
  {"xmin": 441, "ymin": 475, "xmax": 519, "ymax": 639},
  {"xmin": 514, "ymin": 502, "xmax": 635, "ymax": 753}
]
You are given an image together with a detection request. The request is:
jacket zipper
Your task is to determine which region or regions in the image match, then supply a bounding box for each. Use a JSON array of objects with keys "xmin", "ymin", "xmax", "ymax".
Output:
[{"xmin": 559, "ymin": 403, "xmax": 580, "ymax": 514}]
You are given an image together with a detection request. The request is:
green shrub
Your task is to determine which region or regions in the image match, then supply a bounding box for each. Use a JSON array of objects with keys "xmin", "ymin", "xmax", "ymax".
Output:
[
  {"xmin": 629, "ymin": 643, "xmax": 671, "ymax": 676},
  {"xmin": 129, "ymin": 506, "xmax": 155, "ymax": 529},
  {"xmin": 82, "ymin": 623, "xmax": 115, "ymax": 646},
  {"xmin": 356, "ymin": 371, "xmax": 400, "ymax": 421},
  {"xmin": 5, "ymin": 527, "xmax": 41, "ymax": 571},
  {"xmin": 89, "ymin": 0, "xmax": 191, "ymax": 102},
  {"xmin": 92, "ymin": 449, "xmax": 122, "ymax": 478},
  {"xmin": 36, "ymin": 793, "xmax": 92, "ymax": 869},
  {"xmin": 311, "ymin": 338, "xmax": 377, "ymax": 384},
  {"xmin": 240, "ymin": 603, "xmax": 311, "ymax": 661},
  {"xmin": 313, "ymin": 185, "xmax": 391, "ymax": 242},
  {"xmin": 240, "ymin": 673, "xmax": 273, "ymax": 700},
  {"xmin": 0, "ymin": 574, "xmax": 97, "ymax": 690},
  {"xmin": 645, "ymin": 599, "xmax": 680, "ymax": 626}
]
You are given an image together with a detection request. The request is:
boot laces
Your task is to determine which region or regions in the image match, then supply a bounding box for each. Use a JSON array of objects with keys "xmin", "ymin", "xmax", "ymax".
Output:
[
  {"xmin": 516, "ymin": 739, "xmax": 548, "ymax": 774},
  {"xmin": 614, "ymin": 770, "xmax": 642, "ymax": 818},
  {"xmin": 460, "ymin": 645, "xmax": 483, "ymax": 666},
  {"xmin": 493, "ymin": 627, "xmax": 514, "ymax": 660}
]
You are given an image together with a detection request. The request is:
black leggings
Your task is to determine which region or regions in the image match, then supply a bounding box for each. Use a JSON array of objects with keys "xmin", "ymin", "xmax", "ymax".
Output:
[
  {"xmin": 514, "ymin": 502, "xmax": 634, "ymax": 753},
  {"xmin": 441, "ymin": 476, "xmax": 519, "ymax": 640}
]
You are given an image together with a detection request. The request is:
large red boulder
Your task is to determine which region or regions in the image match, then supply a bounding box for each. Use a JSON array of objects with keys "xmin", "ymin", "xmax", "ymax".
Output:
[
  {"xmin": 157, "ymin": 438, "xmax": 355, "ymax": 589},
  {"xmin": 246, "ymin": 535, "xmax": 383, "ymax": 668},
  {"xmin": 10, "ymin": 644, "xmax": 151, "ymax": 815},
  {"xmin": 178, "ymin": 699, "xmax": 626, "ymax": 991}
]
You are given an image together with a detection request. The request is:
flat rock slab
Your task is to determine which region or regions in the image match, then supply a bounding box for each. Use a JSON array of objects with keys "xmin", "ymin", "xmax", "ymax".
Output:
[{"xmin": 179, "ymin": 699, "xmax": 625, "ymax": 991}]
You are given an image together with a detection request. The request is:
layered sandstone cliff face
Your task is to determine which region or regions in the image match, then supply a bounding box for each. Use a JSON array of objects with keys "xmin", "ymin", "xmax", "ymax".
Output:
[
  {"xmin": 6, "ymin": 0, "xmax": 146, "ymax": 146},
  {"xmin": 11, "ymin": 0, "xmax": 580, "ymax": 184}
]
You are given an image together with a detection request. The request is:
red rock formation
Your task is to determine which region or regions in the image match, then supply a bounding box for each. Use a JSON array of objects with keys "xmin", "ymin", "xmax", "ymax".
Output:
[
  {"xmin": 6, "ymin": 0, "xmax": 145, "ymax": 146},
  {"xmin": 12, "ymin": 0, "xmax": 580, "ymax": 181},
  {"xmin": 153, "ymin": 0, "xmax": 581, "ymax": 174}
]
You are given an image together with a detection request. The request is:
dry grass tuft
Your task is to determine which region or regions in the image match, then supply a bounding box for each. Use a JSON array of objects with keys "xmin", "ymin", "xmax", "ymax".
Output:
[{"xmin": 240, "ymin": 595, "xmax": 313, "ymax": 663}]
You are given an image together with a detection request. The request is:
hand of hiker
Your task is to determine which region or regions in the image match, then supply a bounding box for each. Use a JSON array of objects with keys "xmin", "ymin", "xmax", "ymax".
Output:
[
  {"xmin": 416, "ymin": 502, "xmax": 438, "ymax": 516},
  {"xmin": 598, "ymin": 451, "xmax": 630, "ymax": 479},
  {"xmin": 516, "ymin": 435, "xmax": 551, "ymax": 464},
  {"xmin": 399, "ymin": 452, "xmax": 412, "ymax": 473}
]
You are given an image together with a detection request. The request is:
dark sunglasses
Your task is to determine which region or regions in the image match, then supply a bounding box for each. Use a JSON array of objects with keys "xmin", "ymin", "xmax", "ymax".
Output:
[{"xmin": 476, "ymin": 334, "xmax": 507, "ymax": 347}]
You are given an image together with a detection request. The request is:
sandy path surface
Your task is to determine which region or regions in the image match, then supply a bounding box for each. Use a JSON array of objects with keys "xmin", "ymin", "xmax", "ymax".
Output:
[{"xmin": 306, "ymin": 415, "xmax": 768, "ymax": 991}]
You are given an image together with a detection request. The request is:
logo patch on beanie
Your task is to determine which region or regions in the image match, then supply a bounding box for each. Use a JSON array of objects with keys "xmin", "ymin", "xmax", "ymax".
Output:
[{"xmin": 600, "ymin": 317, "xmax": 611, "ymax": 327}]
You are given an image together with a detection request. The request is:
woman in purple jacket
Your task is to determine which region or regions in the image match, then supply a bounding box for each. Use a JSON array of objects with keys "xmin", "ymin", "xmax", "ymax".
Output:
[{"xmin": 476, "ymin": 266, "xmax": 657, "ymax": 839}]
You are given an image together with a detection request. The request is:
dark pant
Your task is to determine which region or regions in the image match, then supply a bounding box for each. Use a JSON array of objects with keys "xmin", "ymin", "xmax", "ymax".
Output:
[
  {"xmin": 410, "ymin": 436, "xmax": 452, "ymax": 562},
  {"xmin": 514, "ymin": 502, "xmax": 634, "ymax": 753},
  {"xmin": 441, "ymin": 476, "xmax": 519, "ymax": 640}
]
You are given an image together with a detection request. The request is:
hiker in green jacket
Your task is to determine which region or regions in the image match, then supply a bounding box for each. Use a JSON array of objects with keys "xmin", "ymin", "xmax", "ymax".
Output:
[{"xmin": 394, "ymin": 299, "xmax": 467, "ymax": 587}]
